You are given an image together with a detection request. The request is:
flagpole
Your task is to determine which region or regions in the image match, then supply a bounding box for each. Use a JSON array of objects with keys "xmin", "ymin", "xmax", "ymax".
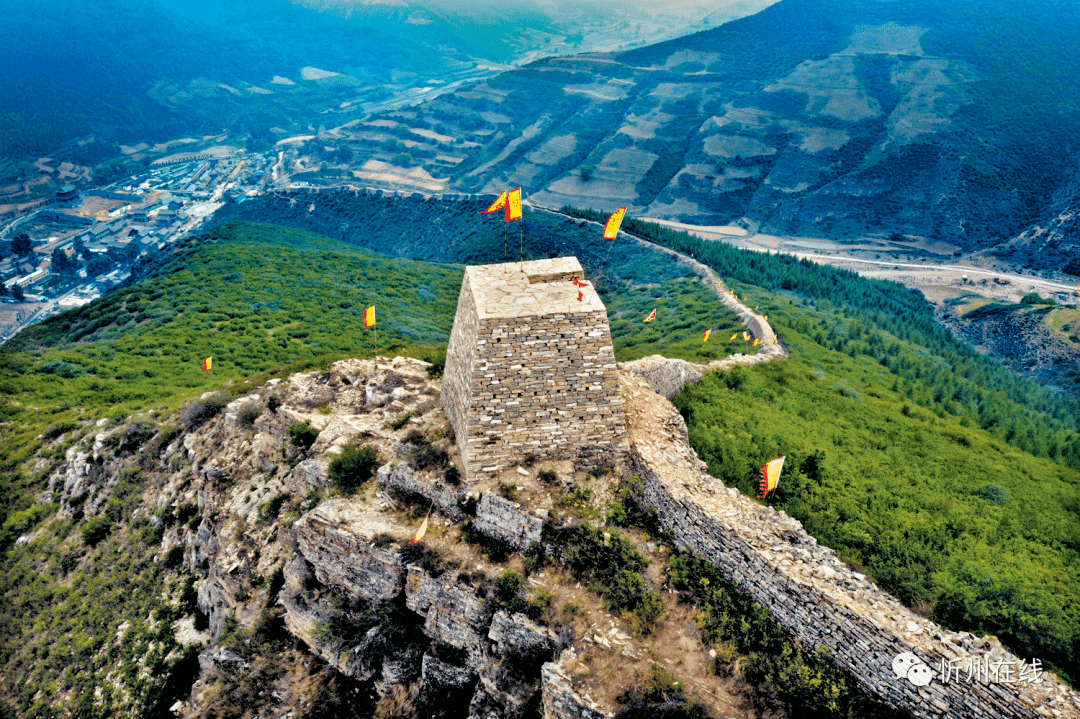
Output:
[
  {"xmin": 503, "ymin": 223, "xmax": 507, "ymax": 262},
  {"xmin": 519, "ymin": 210, "xmax": 524, "ymax": 264}
]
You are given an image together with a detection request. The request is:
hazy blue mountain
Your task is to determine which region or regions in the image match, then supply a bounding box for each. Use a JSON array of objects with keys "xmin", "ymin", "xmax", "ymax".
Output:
[
  {"xmin": 350, "ymin": 0, "xmax": 1080, "ymax": 273},
  {"xmin": 0, "ymin": 0, "xmax": 772, "ymax": 161}
]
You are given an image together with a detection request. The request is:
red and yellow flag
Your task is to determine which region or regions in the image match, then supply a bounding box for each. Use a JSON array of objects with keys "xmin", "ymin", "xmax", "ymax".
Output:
[
  {"xmin": 742, "ymin": 331, "xmax": 750, "ymax": 342},
  {"xmin": 643, "ymin": 308, "xmax": 656, "ymax": 323},
  {"xmin": 363, "ymin": 306, "xmax": 376, "ymax": 329},
  {"xmin": 728, "ymin": 333, "xmax": 738, "ymax": 342},
  {"xmin": 758, "ymin": 456, "xmax": 786, "ymax": 499},
  {"xmin": 603, "ymin": 207, "xmax": 627, "ymax": 239},
  {"xmin": 202, "ymin": 357, "xmax": 212, "ymax": 371},
  {"xmin": 482, "ymin": 191, "xmax": 508, "ymax": 214},
  {"xmin": 411, "ymin": 516, "xmax": 428, "ymax": 544},
  {"xmin": 703, "ymin": 329, "xmax": 712, "ymax": 343},
  {"xmin": 504, "ymin": 187, "xmax": 522, "ymax": 221},
  {"xmin": 752, "ymin": 338, "xmax": 761, "ymax": 347}
]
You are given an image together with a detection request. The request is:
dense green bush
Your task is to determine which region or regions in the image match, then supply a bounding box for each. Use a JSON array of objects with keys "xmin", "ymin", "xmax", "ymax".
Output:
[
  {"xmin": 328, "ymin": 443, "xmax": 380, "ymax": 493},
  {"xmin": 80, "ymin": 516, "xmax": 112, "ymax": 547},
  {"xmin": 287, "ymin": 422, "xmax": 320, "ymax": 452}
]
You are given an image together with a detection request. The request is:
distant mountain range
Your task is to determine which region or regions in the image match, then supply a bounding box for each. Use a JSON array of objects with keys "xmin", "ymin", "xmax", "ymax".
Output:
[
  {"xmin": 0, "ymin": 0, "xmax": 768, "ymax": 161},
  {"xmin": 346, "ymin": 0, "xmax": 1080, "ymax": 275}
]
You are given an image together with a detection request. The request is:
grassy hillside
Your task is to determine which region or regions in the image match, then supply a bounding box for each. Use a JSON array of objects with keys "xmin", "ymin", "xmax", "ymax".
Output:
[
  {"xmin": 0, "ymin": 217, "xmax": 740, "ymax": 533},
  {"xmin": 575, "ymin": 216, "xmax": 1080, "ymax": 684},
  {"xmin": 211, "ymin": 190, "xmax": 744, "ymax": 363},
  {"xmin": 2, "ymin": 202, "xmax": 1078, "ymax": 714}
]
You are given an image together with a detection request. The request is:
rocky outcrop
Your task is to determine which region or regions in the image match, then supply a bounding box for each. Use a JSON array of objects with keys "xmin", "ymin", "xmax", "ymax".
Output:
[
  {"xmin": 405, "ymin": 565, "xmax": 491, "ymax": 666},
  {"xmin": 473, "ymin": 492, "xmax": 544, "ymax": 552},
  {"xmin": 292, "ymin": 499, "xmax": 404, "ymax": 602},
  {"xmin": 488, "ymin": 610, "xmax": 558, "ymax": 660},
  {"xmin": 377, "ymin": 460, "xmax": 466, "ymax": 522},
  {"xmin": 541, "ymin": 648, "xmax": 614, "ymax": 719},
  {"xmin": 419, "ymin": 652, "xmax": 477, "ymax": 698}
]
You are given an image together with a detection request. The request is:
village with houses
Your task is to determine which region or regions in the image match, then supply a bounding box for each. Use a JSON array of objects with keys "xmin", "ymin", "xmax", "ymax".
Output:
[{"xmin": 0, "ymin": 151, "xmax": 276, "ymax": 341}]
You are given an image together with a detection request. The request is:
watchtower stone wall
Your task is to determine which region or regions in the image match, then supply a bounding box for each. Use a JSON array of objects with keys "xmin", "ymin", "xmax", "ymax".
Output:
[{"xmin": 442, "ymin": 258, "xmax": 628, "ymax": 480}]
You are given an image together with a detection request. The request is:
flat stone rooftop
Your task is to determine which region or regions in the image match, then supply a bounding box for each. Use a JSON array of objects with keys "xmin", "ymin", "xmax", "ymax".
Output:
[{"xmin": 465, "ymin": 257, "xmax": 605, "ymax": 319}]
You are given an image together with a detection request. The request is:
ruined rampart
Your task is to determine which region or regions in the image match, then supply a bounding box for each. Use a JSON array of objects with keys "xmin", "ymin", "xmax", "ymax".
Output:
[{"xmin": 621, "ymin": 373, "xmax": 1080, "ymax": 719}]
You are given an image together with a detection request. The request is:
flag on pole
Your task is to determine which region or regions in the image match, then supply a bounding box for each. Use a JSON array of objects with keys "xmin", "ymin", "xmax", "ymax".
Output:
[
  {"xmin": 505, "ymin": 188, "xmax": 522, "ymax": 221},
  {"xmin": 728, "ymin": 333, "xmax": 738, "ymax": 342},
  {"xmin": 643, "ymin": 308, "xmax": 657, "ymax": 323},
  {"xmin": 742, "ymin": 331, "xmax": 750, "ymax": 342},
  {"xmin": 758, "ymin": 457, "xmax": 786, "ymax": 499},
  {"xmin": 203, "ymin": 357, "xmax": 212, "ymax": 371},
  {"xmin": 703, "ymin": 329, "xmax": 712, "ymax": 343},
  {"xmin": 752, "ymin": 338, "xmax": 761, "ymax": 346},
  {"xmin": 412, "ymin": 516, "xmax": 428, "ymax": 544},
  {"xmin": 363, "ymin": 306, "xmax": 376, "ymax": 329},
  {"xmin": 482, "ymin": 191, "xmax": 508, "ymax": 214},
  {"xmin": 603, "ymin": 208, "xmax": 627, "ymax": 239}
]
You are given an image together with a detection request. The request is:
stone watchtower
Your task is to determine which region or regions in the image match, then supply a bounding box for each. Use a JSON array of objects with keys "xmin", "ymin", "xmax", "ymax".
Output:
[{"xmin": 441, "ymin": 257, "xmax": 628, "ymax": 480}]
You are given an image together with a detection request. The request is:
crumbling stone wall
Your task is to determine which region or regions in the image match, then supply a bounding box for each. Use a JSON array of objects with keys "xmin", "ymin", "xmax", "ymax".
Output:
[
  {"xmin": 442, "ymin": 258, "xmax": 629, "ymax": 480},
  {"xmin": 621, "ymin": 373, "xmax": 1080, "ymax": 719}
]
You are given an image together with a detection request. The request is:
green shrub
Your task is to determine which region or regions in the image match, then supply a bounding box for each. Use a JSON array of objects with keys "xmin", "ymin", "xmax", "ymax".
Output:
[
  {"xmin": 444, "ymin": 465, "xmax": 461, "ymax": 485},
  {"xmin": 237, "ymin": 402, "xmax": 264, "ymax": 427},
  {"xmin": 37, "ymin": 360, "xmax": 86, "ymax": 378},
  {"xmin": 264, "ymin": 566, "xmax": 285, "ymax": 608},
  {"xmin": 180, "ymin": 393, "xmax": 228, "ymax": 429},
  {"xmin": 43, "ymin": 421, "xmax": 79, "ymax": 440},
  {"xmin": 286, "ymin": 421, "xmax": 319, "ymax": 452},
  {"xmin": 328, "ymin": 443, "xmax": 380, "ymax": 493},
  {"xmin": 162, "ymin": 545, "xmax": 185, "ymax": 569},
  {"xmin": 259, "ymin": 493, "xmax": 289, "ymax": 522},
  {"xmin": 0, "ymin": 504, "xmax": 53, "ymax": 550},
  {"xmin": 980, "ymin": 484, "xmax": 1012, "ymax": 505},
  {"xmin": 118, "ymin": 420, "xmax": 155, "ymax": 453},
  {"xmin": 387, "ymin": 413, "xmax": 412, "ymax": 430},
  {"xmin": 81, "ymin": 516, "xmax": 113, "ymax": 547}
]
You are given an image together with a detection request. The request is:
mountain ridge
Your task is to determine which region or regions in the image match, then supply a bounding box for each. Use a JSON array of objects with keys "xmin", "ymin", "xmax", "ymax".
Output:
[{"xmin": 326, "ymin": 0, "xmax": 1080, "ymax": 275}]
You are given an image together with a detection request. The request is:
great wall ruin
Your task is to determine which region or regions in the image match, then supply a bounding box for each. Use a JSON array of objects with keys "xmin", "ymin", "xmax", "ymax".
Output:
[{"xmin": 441, "ymin": 257, "xmax": 1080, "ymax": 717}]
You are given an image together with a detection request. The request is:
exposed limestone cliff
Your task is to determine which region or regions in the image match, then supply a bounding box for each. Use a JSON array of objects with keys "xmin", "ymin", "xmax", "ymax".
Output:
[{"xmin": 36, "ymin": 354, "xmax": 1080, "ymax": 719}]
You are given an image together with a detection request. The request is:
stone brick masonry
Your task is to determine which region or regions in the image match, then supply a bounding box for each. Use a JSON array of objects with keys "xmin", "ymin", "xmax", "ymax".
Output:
[
  {"xmin": 442, "ymin": 258, "xmax": 629, "ymax": 480},
  {"xmin": 620, "ymin": 373, "xmax": 1080, "ymax": 719}
]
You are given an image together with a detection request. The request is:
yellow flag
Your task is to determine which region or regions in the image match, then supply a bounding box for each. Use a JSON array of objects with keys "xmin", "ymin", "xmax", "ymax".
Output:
[
  {"xmin": 203, "ymin": 357, "xmax": 212, "ymax": 371},
  {"xmin": 703, "ymin": 329, "xmax": 711, "ymax": 343},
  {"xmin": 742, "ymin": 331, "xmax": 749, "ymax": 342},
  {"xmin": 758, "ymin": 457, "xmax": 786, "ymax": 499},
  {"xmin": 752, "ymin": 338, "xmax": 760, "ymax": 346},
  {"xmin": 412, "ymin": 516, "xmax": 428, "ymax": 544},
  {"xmin": 504, "ymin": 187, "xmax": 522, "ymax": 221},
  {"xmin": 603, "ymin": 207, "xmax": 627, "ymax": 239},
  {"xmin": 482, "ymin": 191, "xmax": 508, "ymax": 214},
  {"xmin": 363, "ymin": 306, "xmax": 376, "ymax": 329},
  {"xmin": 643, "ymin": 308, "xmax": 656, "ymax": 323},
  {"xmin": 728, "ymin": 333, "xmax": 738, "ymax": 342}
]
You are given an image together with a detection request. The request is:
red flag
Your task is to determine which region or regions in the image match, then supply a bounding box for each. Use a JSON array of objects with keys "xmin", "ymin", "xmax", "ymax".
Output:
[
  {"xmin": 482, "ymin": 191, "xmax": 508, "ymax": 214},
  {"xmin": 363, "ymin": 306, "xmax": 376, "ymax": 329},
  {"xmin": 578, "ymin": 290, "xmax": 584, "ymax": 301},
  {"xmin": 504, "ymin": 188, "xmax": 522, "ymax": 221},
  {"xmin": 603, "ymin": 207, "xmax": 626, "ymax": 239},
  {"xmin": 202, "ymin": 357, "xmax": 213, "ymax": 371}
]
